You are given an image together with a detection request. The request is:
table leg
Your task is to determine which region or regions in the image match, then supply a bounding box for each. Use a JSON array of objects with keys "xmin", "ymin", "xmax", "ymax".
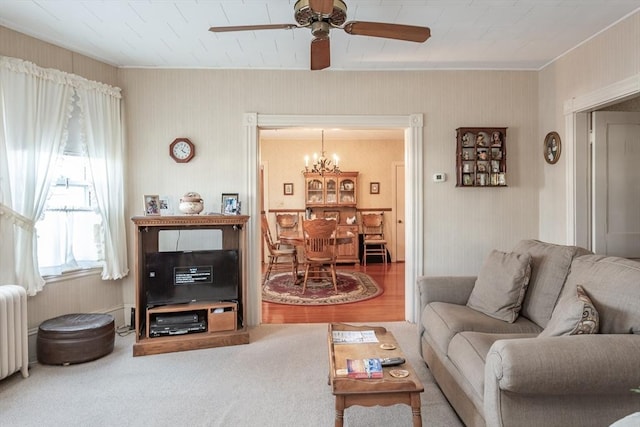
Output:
[
  {"xmin": 335, "ymin": 396, "xmax": 345, "ymax": 427},
  {"xmin": 411, "ymin": 392, "xmax": 422, "ymax": 427}
]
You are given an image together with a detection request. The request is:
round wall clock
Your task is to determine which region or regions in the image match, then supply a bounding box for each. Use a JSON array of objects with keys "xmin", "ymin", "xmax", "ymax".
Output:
[
  {"xmin": 543, "ymin": 132, "xmax": 561, "ymax": 164},
  {"xmin": 170, "ymin": 138, "xmax": 195, "ymax": 163}
]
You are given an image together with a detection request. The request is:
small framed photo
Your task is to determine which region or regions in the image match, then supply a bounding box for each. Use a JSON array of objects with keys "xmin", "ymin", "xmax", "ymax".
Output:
[
  {"xmin": 159, "ymin": 195, "xmax": 172, "ymax": 215},
  {"xmin": 283, "ymin": 183, "xmax": 294, "ymax": 196},
  {"xmin": 370, "ymin": 182, "xmax": 380, "ymax": 194},
  {"xmin": 143, "ymin": 194, "xmax": 160, "ymax": 216},
  {"xmin": 221, "ymin": 193, "xmax": 239, "ymax": 215}
]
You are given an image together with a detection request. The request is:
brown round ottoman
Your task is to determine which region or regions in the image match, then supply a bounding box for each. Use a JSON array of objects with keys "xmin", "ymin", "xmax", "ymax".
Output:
[{"xmin": 37, "ymin": 313, "xmax": 115, "ymax": 365}]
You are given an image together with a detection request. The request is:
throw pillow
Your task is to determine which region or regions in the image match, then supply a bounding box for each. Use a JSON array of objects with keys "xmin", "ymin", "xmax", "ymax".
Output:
[
  {"xmin": 467, "ymin": 250, "xmax": 532, "ymax": 323},
  {"xmin": 539, "ymin": 285, "xmax": 599, "ymax": 337}
]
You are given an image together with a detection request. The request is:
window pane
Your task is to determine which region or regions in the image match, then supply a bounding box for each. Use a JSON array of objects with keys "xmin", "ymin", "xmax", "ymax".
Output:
[{"xmin": 37, "ymin": 153, "xmax": 104, "ymax": 275}]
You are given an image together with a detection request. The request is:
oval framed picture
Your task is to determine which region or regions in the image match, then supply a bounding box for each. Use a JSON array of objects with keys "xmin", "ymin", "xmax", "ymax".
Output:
[{"xmin": 544, "ymin": 131, "xmax": 561, "ymax": 164}]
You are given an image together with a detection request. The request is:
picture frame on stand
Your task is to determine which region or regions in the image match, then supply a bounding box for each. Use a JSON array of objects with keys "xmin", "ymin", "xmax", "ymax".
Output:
[
  {"xmin": 143, "ymin": 194, "xmax": 160, "ymax": 216},
  {"xmin": 221, "ymin": 193, "xmax": 240, "ymax": 215}
]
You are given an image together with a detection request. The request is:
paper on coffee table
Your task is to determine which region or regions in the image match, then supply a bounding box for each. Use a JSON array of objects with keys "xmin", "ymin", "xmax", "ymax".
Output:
[{"xmin": 332, "ymin": 330, "xmax": 378, "ymax": 344}]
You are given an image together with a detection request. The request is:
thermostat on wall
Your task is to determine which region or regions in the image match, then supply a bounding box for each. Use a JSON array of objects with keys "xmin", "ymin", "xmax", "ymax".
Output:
[{"xmin": 433, "ymin": 173, "xmax": 446, "ymax": 183}]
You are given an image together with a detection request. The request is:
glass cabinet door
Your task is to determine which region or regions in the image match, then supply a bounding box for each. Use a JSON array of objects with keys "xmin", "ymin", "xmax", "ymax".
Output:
[
  {"xmin": 306, "ymin": 178, "xmax": 324, "ymax": 205},
  {"xmin": 325, "ymin": 177, "xmax": 337, "ymax": 204},
  {"xmin": 338, "ymin": 177, "xmax": 356, "ymax": 205}
]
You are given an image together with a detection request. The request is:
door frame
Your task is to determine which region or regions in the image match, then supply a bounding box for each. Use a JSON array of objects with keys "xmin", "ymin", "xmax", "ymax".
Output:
[
  {"xmin": 564, "ymin": 73, "xmax": 640, "ymax": 247},
  {"xmin": 391, "ymin": 161, "xmax": 405, "ymax": 262},
  {"xmin": 243, "ymin": 113, "xmax": 424, "ymax": 325}
]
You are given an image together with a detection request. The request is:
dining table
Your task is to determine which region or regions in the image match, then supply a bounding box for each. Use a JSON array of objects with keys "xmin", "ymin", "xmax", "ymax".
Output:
[{"xmin": 278, "ymin": 230, "xmax": 355, "ymax": 247}]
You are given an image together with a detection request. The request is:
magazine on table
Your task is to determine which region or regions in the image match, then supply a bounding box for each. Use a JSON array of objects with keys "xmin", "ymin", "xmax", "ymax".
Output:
[{"xmin": 346, "ymin": 358, "xmax": 383, "ymax": 379}]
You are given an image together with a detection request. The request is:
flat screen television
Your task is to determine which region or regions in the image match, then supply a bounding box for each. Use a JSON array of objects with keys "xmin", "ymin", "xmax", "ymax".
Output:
[{"xmin": 144, "ymin": 249, "xmax": 239, "ymax": 307}]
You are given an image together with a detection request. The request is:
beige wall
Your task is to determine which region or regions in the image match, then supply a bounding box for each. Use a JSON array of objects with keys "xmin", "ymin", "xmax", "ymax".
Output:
[
  {"xmin": 538, "ymin": 11, "xmax": 640, "ymax": 244},
  {"xmin": 119, "ymin": 68, "xmax": 540, "ymax": 291}
]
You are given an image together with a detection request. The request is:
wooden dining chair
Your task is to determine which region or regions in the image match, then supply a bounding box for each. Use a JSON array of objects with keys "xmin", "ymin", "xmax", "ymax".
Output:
[
  {"xmin": 301, "ymin": 218, "xmax": 338, "ymax": 293},
  {"xmin": 361, "ymin": 213, "xmax": 388, "ymax": 266},
  {"xmin": 261, "ymin": 213, "xmax": 297, "ymax": 286},
  {"xmin": 275, "ymin": 213, "xmax": 299, "ymax": 248}
]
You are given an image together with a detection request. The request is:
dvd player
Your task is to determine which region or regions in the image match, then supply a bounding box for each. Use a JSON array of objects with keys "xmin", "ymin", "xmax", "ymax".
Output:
[
  {"xmin": 155, "ymin": 312, "xmax": 199, "ymax": 325},
  {"xmin": 149, "ymin": 321, "xmax": 206, "ymax": 337}
]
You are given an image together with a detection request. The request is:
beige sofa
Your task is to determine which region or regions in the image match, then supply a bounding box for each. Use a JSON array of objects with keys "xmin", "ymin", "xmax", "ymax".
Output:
[{"xmin": 417, "ymin": 239, "xmax": 640, "ymax": 427}]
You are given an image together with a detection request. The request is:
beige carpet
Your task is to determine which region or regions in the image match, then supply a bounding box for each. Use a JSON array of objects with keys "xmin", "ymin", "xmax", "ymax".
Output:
[{"xmin": 0, "ymin": 322, "xmax": 463, "ymax": 427}]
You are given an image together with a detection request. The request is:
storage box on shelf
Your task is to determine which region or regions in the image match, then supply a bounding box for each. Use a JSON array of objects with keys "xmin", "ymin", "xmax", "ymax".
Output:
[{"xmin": 456, "ymin": 127, "xmax": 507, "ymax": 187}]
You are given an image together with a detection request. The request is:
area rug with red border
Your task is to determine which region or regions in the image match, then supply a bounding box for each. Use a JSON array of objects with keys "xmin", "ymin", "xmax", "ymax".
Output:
[{"xmin": 262, "ymin": 271, "xmax": 383, "ymax": 306}]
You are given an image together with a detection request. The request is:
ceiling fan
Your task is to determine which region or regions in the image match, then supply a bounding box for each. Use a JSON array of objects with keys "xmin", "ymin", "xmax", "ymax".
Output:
[{"xmin": 208, "ymin": 0, "xmax": 431, "ymax": 71}]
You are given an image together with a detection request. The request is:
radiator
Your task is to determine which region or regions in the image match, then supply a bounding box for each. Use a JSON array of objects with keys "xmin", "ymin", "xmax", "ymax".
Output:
[{"xmin": 0, "ymin": 285, "xmax": 29, "ymax": 380}]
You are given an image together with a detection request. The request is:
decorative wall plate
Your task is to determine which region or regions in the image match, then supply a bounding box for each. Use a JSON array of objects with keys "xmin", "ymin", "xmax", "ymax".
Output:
[{"xmin": 544, "ymin": 132, "xmax": 561, "ymax": 164}]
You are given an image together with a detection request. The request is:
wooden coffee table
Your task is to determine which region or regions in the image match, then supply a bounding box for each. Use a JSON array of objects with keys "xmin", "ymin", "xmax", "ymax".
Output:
[{"xmin": 327, "ymin": 323, "xmax": 424, "ymax": 427}]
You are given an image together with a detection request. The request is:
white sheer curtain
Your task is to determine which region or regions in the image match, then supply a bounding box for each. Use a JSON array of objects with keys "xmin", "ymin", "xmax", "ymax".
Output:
[
  {"xmin": 76, "ymin": 84, "xmax": 128, "ymax": 279},
  {"xmin": 0, "ymin": 56, "xmax": 74, "ymax": 295},
  {"xmin": 0, "ymin": 55, "xmax": 128, "ymax": 293}
]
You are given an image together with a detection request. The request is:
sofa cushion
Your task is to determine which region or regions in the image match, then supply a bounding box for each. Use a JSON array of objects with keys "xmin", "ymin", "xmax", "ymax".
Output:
[
  {"xmin": 448, "ymin": 332, "xmax": 537, "ymax": 401},
  {"xmin": 421, "ymin": 302, "xmax": 542, "ymax": 355},
  {"xmin": 561, "ymin": 255, "xmax": 640, "ymax": 334},
  {"xmin": 539, "ymin": 285, "xmax": 599, "ymax": 337},
  {"xmin": 467, "ymin": 250, "xmax": 532, "ymax": 323},
  {"xmin": 513, "ymin": 239, "xmax": 591, "ymax": 328}
]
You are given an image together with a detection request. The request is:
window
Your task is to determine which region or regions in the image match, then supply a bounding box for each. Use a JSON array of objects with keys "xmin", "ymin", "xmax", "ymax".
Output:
[
  {"xmin": 37, "ymin": 154, "xmax": 104, "ymax": 276},
  {"xmin": 36, "ymin": 98, "xmax": 104, "ymax": 276}
]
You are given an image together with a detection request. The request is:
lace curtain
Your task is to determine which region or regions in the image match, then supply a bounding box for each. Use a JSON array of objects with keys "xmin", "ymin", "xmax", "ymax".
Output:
[{"xmin": 0, "ymin": 56, "xmax": 128, "ymax": 295}]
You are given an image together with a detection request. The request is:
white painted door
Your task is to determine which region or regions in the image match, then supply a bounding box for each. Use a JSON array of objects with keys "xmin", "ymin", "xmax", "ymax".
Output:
[
  {"xmin": 592, "ymin": 111, "xmax": 640, "ymax": 258},
  {"xmin": 393, "ymin": 162, "xmax": 406, "ymax": 261}
]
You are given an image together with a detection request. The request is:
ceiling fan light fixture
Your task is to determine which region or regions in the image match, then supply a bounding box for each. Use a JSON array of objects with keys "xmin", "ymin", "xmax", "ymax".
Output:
[
  {"xmin": 294, "ymin": 0, "xmax": 347, "ymax": 27},
  {"xmin": 311, "ymin": 21, "xmax": 331, "ymax": 38}
]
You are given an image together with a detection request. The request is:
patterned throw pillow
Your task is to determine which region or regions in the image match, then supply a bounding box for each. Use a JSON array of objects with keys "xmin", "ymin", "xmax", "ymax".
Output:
[{"xmin": 539, "ymin": 285, "xmax": 599, "ymax": 337}]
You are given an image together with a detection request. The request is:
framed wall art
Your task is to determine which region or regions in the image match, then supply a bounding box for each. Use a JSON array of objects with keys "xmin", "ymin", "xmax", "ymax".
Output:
[
  {"xmin": 370, "ymin": 182, "xmax": 380, "ymax": 194},
  {"xmin": 143, "ymin": 194, "xmax": 160, "ymax": 216},
  {"xmin": 221, "ymin": 193, "xmax": 239, "ymax": 214},
  {"xmin": 283, "ymin": 183, "xmax": 294, "ymax": 196},
  {"xmin": 544, "ymin": 131, "xmax": 561, "ymax": 164}
]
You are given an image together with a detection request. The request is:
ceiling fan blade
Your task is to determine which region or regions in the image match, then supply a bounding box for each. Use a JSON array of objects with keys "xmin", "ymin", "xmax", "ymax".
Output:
[
  {"xmin": 309, "ymin": 0, "xmax": 334, "ymax": 15},
  {"xmin": 209, "ymin": 24, "xmax": 298, "ymax": 33},
  {"xmin": 311, "ymin": 37, "xmax": 330, "ymax": 71},
  {"xmin": 343, "ymin": 21, "xmax": 431, "ymax": 43}
]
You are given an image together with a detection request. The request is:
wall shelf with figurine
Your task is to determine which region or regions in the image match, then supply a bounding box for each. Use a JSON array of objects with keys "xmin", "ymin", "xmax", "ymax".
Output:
[{"xmin": 456, "ymin": 127, "xmax": 507, "ymax": 187}]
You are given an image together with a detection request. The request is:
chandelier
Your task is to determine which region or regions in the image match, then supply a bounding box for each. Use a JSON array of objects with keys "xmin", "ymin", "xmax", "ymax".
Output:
[{"xmin": 303, "ymin": 130, "xmax": 340, "ymax": 175}]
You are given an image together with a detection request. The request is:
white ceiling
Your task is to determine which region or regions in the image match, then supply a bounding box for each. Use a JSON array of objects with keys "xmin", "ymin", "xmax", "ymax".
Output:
[{"xmin": 1, "ymin": 0, "xmax": 640, "ymax": 71}]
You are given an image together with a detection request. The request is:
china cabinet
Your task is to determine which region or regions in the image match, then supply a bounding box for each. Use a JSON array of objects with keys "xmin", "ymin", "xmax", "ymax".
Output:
[
  {"xmin": 303, "ymin": 172, "xmax": 359, "ymax": 263},
  {"xmin": 304, "ymin": 172, "xmax": 357, "ymax": 206}
]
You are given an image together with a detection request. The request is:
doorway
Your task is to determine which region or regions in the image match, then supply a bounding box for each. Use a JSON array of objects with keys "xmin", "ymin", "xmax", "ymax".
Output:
[
  {"xmin": 591, "ymin": 111, "xmax": 640, "ymax": 257},
  {"xmin": 243, "ymin": 113, "xmax": 424, "ymax": 326},
  {"xmin": 566, "ymin": 73, "xmax": 640, "ymax": 258}
]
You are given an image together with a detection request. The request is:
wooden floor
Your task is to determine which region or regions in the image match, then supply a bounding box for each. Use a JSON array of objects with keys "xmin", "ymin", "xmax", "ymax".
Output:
[{"xmin": 261, "ymin": 262, "xmax": 405, "ymax": 324}]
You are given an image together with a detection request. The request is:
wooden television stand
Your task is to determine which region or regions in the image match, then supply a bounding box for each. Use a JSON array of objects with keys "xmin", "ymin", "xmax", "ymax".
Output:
[{"xmin": 131, "ymin": 215, "xmax": 250, "ymax": 357}]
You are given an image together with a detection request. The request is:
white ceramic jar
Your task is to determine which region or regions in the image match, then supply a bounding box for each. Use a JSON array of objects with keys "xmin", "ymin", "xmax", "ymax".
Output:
[{"xmin": 178, "ymin": 192, "xmax": 204, "ymax": 215}]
